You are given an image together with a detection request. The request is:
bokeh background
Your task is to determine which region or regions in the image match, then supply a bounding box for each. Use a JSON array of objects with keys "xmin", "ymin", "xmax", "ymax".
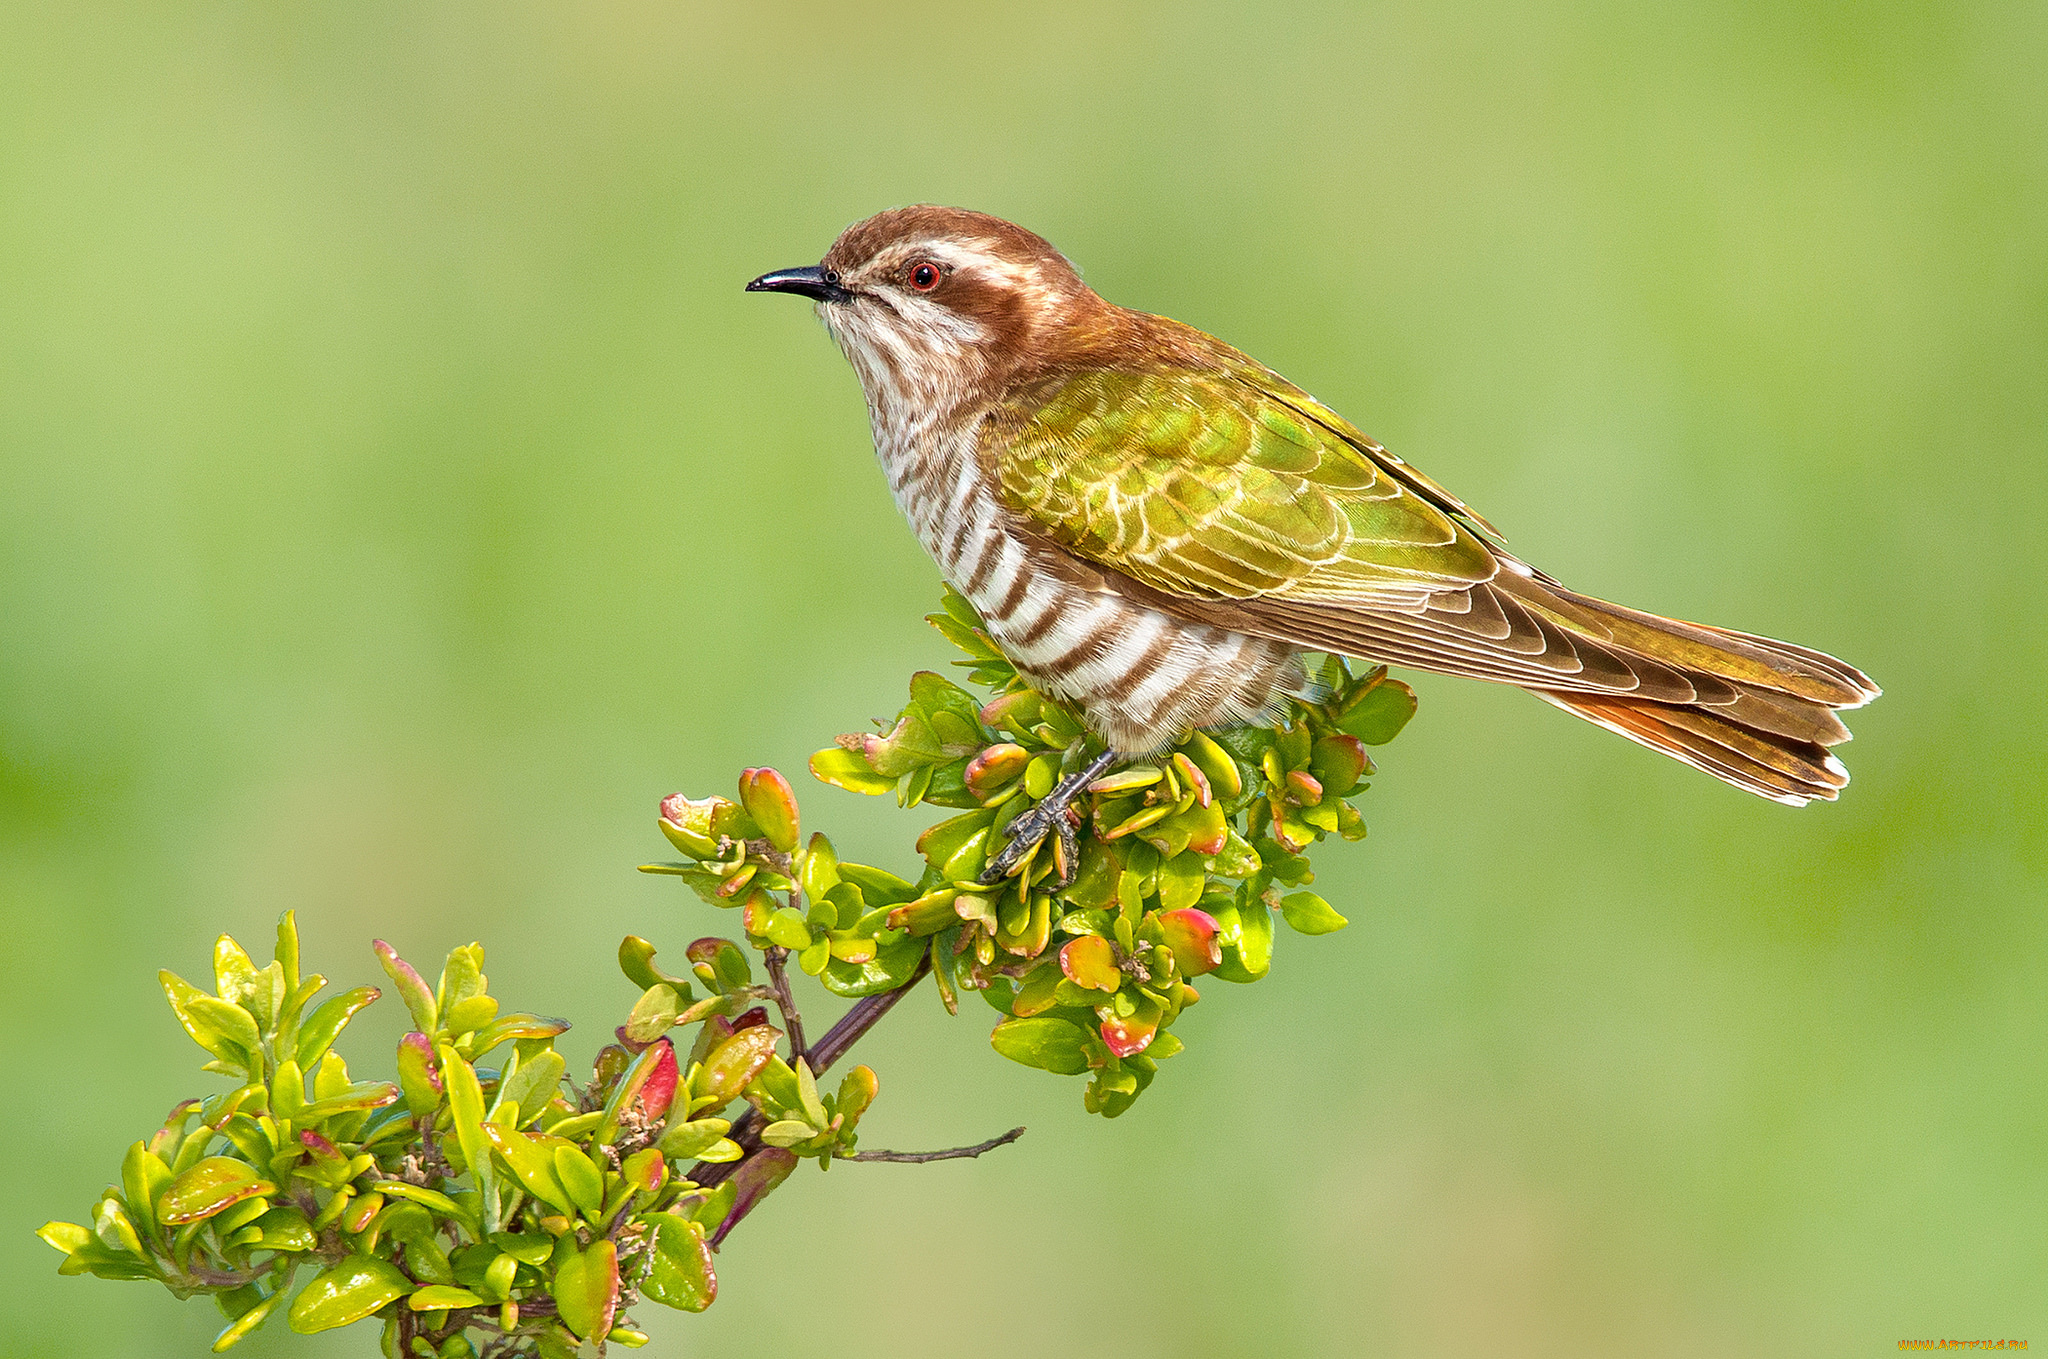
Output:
[{"xmin": 4, "ymin": 2, "xmax": 2043, "ymax": 1355}]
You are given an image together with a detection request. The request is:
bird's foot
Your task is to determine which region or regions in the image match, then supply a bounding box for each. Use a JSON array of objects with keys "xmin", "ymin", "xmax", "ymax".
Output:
[{"xmin": 978, "ymin": 748, "xmax": 1119, "ymax": 889}]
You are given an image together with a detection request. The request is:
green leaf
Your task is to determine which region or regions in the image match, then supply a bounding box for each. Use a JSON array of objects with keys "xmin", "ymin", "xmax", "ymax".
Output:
[
  {"xmin": 761, "ymin": 907, "xmax": 812, "ymax": 951},
  {"xmin": 655, "ymin": 1118, "xmax": 732, "ymax": 1160},
  {"xmin": 552, "ymin": 1145, "xmax": 606, "ymax": 1217},
  {"xmin": 159, "ymin": 972, "xmax": 261, "ymax": 1064},
  {"xmin": 809, "ymin": 747, "xmax": 895, "ymax": 795},
  {"xmin": 836, "ymin": 862, "xmax": 919, "ymax": 906},
  {"xmin": 211, "ymin": 1285, "xmax": 286, "ymax": 1351},
  {"xmin": 550, "ymin": 1239, "xmax": 619, "ymax": 1341},
  {"xmin": 758, "ymin": 1119, "xmax": 818, "ymax": 1148},
  {"xmin": 495, "ymin": 1048, "xmax": 566, "ymax": 1128},
  {"xmin": 234, "ymin": 1204, "xmax": 317, "ymax": 1253},
  {"xmin": 211, "ymin": 934, "xmax": 261, "ymax": 1010},
  {"xmin": 156, "ymin": 1157, "xmax": 276, "ymax": 1225},
  {"xmin": 624, "ymin": 984, "xmax": 681, "ymax": 1044},
  {"xmin": 287, "ymin": 1256, "xmax": 411, "ymax": 1334},
  {"xmin": 1155, "ymin": 850, "xmax": 1208, "ymax": 912},
  {"xmin": 373, "ymin": 1181, "xmax": 471, "ymax": 1223},
  {"xmin": 639, "ymin": 1213, "xmax": 717, "ymax": 1312},
  {"xmin": 438, "ymin": 1045, "xmax": 498, "ymax": 1234},
  {"xmin": 294, "ymin": 986, "xmax": 381, "ymax": 1071},
  {"xmin": 793, "ymin": 1057, "xmax": 828, "ymax": 1127},
  {"xmin": 1280, "ymin": 890, "xmax": 1349, "ymax": 935},
  {"xmin": 819, "ymin": 932, "xmax": 928, "ymax": 999},
  {"xmin": 617, "ymin": 937, "xmax": 692, "ymax": 993},
  {"xmin": 990, "ymin": 1017, "xmax": 1092, "ymax": 1075},
  {"xmin": 467, "ymin": 1011, "xmax": 571, "ymax": 1054},
  {"xmin": 372, "ymin": 942, "xmax": 438, "ymax": 1034},
  {"xmin": 442, "ymin": 994, "xmax": 498, "ymax": 1037},
  {"xmin": 273, "ymin": 911, "xmax": 302, "ymax": 992},
  {"xmin": 1335, "ymin": 675, "xmax": 1417, "ymax": 744},
  {"xmin": 1214, "ymin": 883, "xmax": 1275, "ymax": 982},
  {"xmin": 478, "ymin": 1125, "xmax": 573, "ymax": 1214},
  {"xmin": 121, "ymin": 1141, "xmax": 172, "ymax": 1241},
  {"xmin": 36, "ymin": 1221, "xmax": 91, "ymax": 1257},
  {"xmin": 408, "ymin": 1285, "xmax": 485, "ymax": 1311}
]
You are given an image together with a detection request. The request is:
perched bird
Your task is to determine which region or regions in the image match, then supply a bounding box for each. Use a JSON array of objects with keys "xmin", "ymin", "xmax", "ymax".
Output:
[{"xmin": 748, "ymin": 207, "xmax": 1878, "ymax": 876}]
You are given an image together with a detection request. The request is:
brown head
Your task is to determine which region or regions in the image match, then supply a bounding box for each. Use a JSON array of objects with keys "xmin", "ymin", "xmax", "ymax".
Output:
[{"xmin": 747, "ymin": 206, "xmax": 1125, "ymax": 417}]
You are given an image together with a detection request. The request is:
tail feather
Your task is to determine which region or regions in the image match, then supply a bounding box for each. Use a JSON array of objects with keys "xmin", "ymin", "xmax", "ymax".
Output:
[
  {"xmin": 1075, "ymin": 545, "xmax": 1880, "ymax": 805},
  {"xmin": 1532, "ymin": 689, "xmax": 1851, "ymax": 805}
]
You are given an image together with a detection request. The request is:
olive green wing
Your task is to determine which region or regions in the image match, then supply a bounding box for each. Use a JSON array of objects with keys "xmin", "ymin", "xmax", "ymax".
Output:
[
  {"xmin": 976, "ymin": 359, "xmax": 1834, "ymax": 709},
  {"xmin": 980, "ymin": 366, "xmax": 1499, "ymax": 612}
]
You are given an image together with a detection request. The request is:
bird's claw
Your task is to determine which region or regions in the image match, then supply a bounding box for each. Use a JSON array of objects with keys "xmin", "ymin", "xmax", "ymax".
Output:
[
  {"xmin": 977, "ymin": 748, "xmax": 1118, "ymax": 890},
  {"xmin": 977, "ymin": 801, "xmax": 1081, "ymax": 888}
]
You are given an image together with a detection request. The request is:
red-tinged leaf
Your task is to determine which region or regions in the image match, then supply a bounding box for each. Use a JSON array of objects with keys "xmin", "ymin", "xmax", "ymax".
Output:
[
  {"xmin": 686, "ymin": 938, "xmax": 751, "ymax": 992},
  {"xmin": 1284, "ymin": 769, "xmax": 1323, "ymax": 806},
  {"xmin": 371, "ymin": 941, "xmax": 437, "ymax": 1034},
  {"xmin": 737, "ymin": 767, "xmax": 800, "ymax": 853},
  {"xmin": 1058, "ymin": 935, "xmax": 1121, "ymax": 992},
  {"xmin": 837, "ymin": 1065, "xmax": 880, "ymax": 1121},
  {"xmin": 1099, "ymin": 1008, "xmax": 1158, "ymax": 1059},
  {"xmin": 636, "ymin": 1039, "xmax": 678, "ymax": 1121},
  {"xmin": 1309, "ymin": 735, "xmax": 1370, "ymax": 796},
  {"xmin": 550, "ymin": 1239, "xmax": 619, "ymax": 1340},
  {"xmin": 1169, "ymin": 751, "xmax": 1212, "ymax": 807},
  {"xmin": 395, "ymin": 1032, "xmax": 441, "ymax": 1120},
  {"xmin": 697, "ymin": 1025, "xmax": 781, "ymax": 1107},
  {"xmin": 718, "ymin": 1149, "xmax": 797, "ymax": 1246},
  {"xmin": 963, "ymin": 743, "xmax": 1030, "ymax": 800},
  {"xmin": 622, "ymin": 1147, "xmax": 667, "ymax": 1194},
  {"xmin": 297, "ymin": 1130, "xmax": 343, "ymax": 1161},
  {"xmin": 1157, "ymin": 908, "xmax": 1223, "ymax": 976},
  {"xmin": 156, "ymin": 1157, "xmax": 275, "ymax": 1225},
  {"xmin": 641, "ymin": 1213, "xmax": 717, "ymax": 1311},
  {"xmin": 1181, "ymin": 730, "xmax": 1243, "ymax": 800},
  {"xmin": 1175, "ymin": 801, "xmax": 1230, "ymax": 857}
]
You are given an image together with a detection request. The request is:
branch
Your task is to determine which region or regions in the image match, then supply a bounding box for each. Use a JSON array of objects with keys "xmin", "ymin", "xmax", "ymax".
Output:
[
  {"xmin": 808, "ymin": 953, "xmax": 932, "ymax": 1073},
  {"xmin": 687, "ymin": 955, "xmax": 933, "ymax": 1203},
  {"xmin": 761, "ymin": 946, "xmax": 806, "ymax": 1064},
  {"xmin": 842, "ymin": 1126, "xmax": 1025, "ymax": 1163}
]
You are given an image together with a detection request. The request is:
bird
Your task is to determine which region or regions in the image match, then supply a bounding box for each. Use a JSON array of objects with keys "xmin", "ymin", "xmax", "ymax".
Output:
[{"xmin": 746, "ymin": 206, "xmax": 1879, "ymax": 879}]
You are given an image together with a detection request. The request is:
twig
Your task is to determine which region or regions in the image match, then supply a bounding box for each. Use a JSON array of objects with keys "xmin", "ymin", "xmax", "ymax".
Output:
[
  {"xmin": 761, "ymin": 945, "xmax": 806, "ymax": 1063},
  {"xmin": 843, "ymin": 1126, "xmax": 1025, "ymax": 1163},
  {"xmin": 687, "ymin": 955, "xmax": 933, "ymax": 1196}
]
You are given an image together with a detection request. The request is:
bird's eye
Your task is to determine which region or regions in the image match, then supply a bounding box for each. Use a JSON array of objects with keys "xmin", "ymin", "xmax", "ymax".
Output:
[
  {"xmin": 823, "ymin": 268, "xmax": 841, "ymax": 286},
  {"xmin": 907, "ymin": 260, "xmax": 943, "ymax": 292}
]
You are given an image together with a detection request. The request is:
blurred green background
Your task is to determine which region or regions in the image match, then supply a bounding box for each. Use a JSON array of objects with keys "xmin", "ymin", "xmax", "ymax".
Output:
[{"xmin": 3, "ymin": 2, "xmax": 2042, "ymax": 1355}]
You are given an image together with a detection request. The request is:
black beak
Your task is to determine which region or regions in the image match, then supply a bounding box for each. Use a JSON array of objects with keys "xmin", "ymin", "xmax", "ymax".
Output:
[{"xmin": 745, "ymin": 265, "xmax": 850, "ymax": 304}]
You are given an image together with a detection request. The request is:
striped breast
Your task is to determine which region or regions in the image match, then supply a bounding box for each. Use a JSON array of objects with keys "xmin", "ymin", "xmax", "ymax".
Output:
[{"xmin": 878, "ymin": 418, "xmax": 1303, "ymax": 752}]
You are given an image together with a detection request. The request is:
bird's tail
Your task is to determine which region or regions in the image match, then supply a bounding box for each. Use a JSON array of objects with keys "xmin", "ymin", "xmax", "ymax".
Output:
[{"xmin": 1516, "ymin": 586, "xmax": 1880, "ymax": 806}]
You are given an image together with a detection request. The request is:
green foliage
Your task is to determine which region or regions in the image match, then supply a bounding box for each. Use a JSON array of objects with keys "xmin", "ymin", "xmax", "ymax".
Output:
[
  {"xmin": 40, "ymin": 588, "xmax": 1413, "ymax": 1348},
  {"xmin": 35, "ymin": 913, "xmax": 887, "ymax": 1355},
  {"xmin": 671, "ymin": 587, "xmax": 1415, "ymax": 1117}
]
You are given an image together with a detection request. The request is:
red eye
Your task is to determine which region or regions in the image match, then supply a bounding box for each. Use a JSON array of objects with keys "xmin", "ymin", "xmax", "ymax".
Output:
[{"xmin": 908, "ymin": 260, "xmax": 942, "ymax": 291}]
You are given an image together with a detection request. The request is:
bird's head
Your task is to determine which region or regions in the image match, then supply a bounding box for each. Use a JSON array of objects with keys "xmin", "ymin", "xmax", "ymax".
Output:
[{"xmin": 747, "ymin": 206, "xmax": 1105, "ymax": 415}]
